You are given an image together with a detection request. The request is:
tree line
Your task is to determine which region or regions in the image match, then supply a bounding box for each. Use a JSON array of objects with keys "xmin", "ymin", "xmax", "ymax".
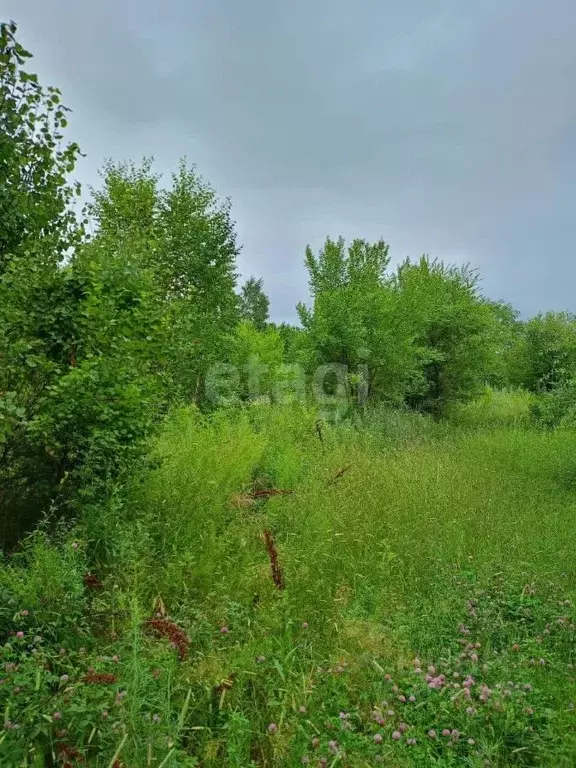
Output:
[{"xmin": 2, "ymin": 21, "xmax": 576, "ymax": 544}]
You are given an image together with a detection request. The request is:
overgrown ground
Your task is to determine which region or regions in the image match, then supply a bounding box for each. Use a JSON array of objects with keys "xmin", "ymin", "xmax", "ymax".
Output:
[{"xmin": 2, "ymin": 392, "xmax": 576, "ymax": 766}]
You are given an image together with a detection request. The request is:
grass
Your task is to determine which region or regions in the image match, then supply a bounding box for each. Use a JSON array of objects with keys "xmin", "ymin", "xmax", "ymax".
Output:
[{"xmin": 1, "ymin": 395, "xmax": 576, "ymax": 765}]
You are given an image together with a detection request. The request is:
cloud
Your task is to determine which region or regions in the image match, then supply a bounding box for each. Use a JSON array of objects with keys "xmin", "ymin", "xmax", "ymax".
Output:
[{"xmin": 4, "ymin": 0, "xmax": 576, "ymax": 321}]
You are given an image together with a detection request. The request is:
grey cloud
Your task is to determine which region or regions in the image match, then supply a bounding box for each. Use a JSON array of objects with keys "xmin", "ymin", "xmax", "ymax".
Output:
[{"xmin": 3, "ymin": 0, "xmax": 576, "ymax": 322}]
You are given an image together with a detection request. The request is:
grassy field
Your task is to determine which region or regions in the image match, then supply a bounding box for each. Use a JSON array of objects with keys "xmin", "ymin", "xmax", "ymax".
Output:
[{"xmin": 2, "ymin": 395, "xmax": 576, "ymax": 766}]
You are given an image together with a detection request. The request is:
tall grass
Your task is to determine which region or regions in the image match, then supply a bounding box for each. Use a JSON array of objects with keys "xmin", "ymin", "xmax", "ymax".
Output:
[{"xmin": 1, "ymin": 395, "xmax": 576, "ymax": 765}]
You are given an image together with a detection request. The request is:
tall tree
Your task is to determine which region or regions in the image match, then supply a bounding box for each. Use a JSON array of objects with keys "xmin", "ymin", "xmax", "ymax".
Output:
[
  {"xmin": 0, "ymin": 21, "xmax": 82, "ymax": 274},
  {"xmin": 394, "ymin": 257, "xmax": 497, "ymax": 416},
  {"xmin": 297, "ymin": 237, "xmax": 417, "ymax": 405},
  {"xmin": 88, "ymin": 159, "xmax": 241, "ymax": 404},
  {"xmin": 239, "ymin": 276, "xmax": 270, "ymax": 330}
]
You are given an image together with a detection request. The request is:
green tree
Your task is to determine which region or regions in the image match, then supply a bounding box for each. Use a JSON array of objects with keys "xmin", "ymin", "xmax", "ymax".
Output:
[
  {"xmin": 394, "ymin": 257, "xmax": 498, "ymax": 416},
  {"xmin": 297, "ymin": 237, "xmax": 418, "ymax": 406},
  {"xmin": 0, "ymin": 21, "xmax": 82, "ymax": 274},
  {"xmin": 88, "ymin": 159, "xmax": 241, "ymax": 405},
  {"xmin": 510, "ymin": 312, "xmax": 576, "ymax": 393},
  {"xmin": 239, "ymin": 276, "xmax": 270, "ymax": 330}
]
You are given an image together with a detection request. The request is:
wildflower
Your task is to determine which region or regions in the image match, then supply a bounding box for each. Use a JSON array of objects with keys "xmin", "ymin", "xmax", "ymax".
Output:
[
  {"xmin": 463, "ymin": 675, "xmax": 475, "ymax": 688},
  {"xmin": 453, "ymin": 672, "xmax": 460, "ymax": 679},
  {"xmin": 302, "ymin": 622, "xmax": 309, "ymax": 629},
  {"xmin": 4, "ymin": 721, "xmax": 14, "ymax": 730},
  {"xmin": 407, "ymin": 738, "xmax": 416, "ymax": 745},
  {"xmin": 539, "ymin": 658, "xmax": 546, "ymax": 666},
  {"xmin": 428, "ymin": 665, "xmax": 436, "ymax": 675},
  {"xmin": 387, "ymin": 709, "xmax": 395, "ymax": 717},
  {"xmin": 398, "ymin": 694, "xmax": 406, "ymax": 702},
  {"xmin": 152, "ymin": 669, "xmax": 161, "ymax": 679},
  {"xmin": 112, "ymin": 655, "xmax": 120, "ymax": 663},
  {"xmin": 102, "ymin": 711, "xmax": 109, "ymax": 719},
  {"xmin": 398, "ymin": 722, "xmax": 408, "ymax": 732},
  {"xmin": 338, "ymin": 711, "xmax": 349, "ymax": 720},
  {"xmin": 145, "ymin": 618, "xmax": 189, "ymax": 659},
  {"xmin": 152, "ymin": 714, "xmax": 161, "ymax": 724},
  {"xmin": 470, "ymin": 653, "xmax": 479, "ymax": 662},
  {"xmin": 512, "ymin": 644, "xmax": 520, "ymax": 651},
  {"xmin": 328, "ymin": 739, "xmax": 338, "ymax": 753},
  {"xmin": 15, "ymin": 631, "xmax": 24, "ymax": 639},
  {"xmin": 257, "ymin": 655, "xmax": 266, "ymax": 663},
  {"xmin": 319, "ymin": 760, "xmax": 328, "ymax": 767},
  {"xmin": 268, "ymin": 723, "xmax": 278, "ymax": 734},
  {"xmin": 466, "ymin": 706, "xmax": 477, "ymax": 715},
  {"xmin": 301, "ymin": 757, "xmax": 310, "ymax": 765},
  {"xmin": 524, "ymin": 683, "xmax": 533, "ymax": 691},
  {"xmin": 428, "ymin": 729, "xmax": 437, "ymax": 738},
  {"xmin": 451, "ymin": 729, "xmax": 460, "ymax": 741},
  {"xmin": 311, "ymin": 737, "xmax": 320, "ymax": 748},
  {"xmin": 373, "ymin": 733, "xmax": 383, "ymax": 743},
  {"xmin": 414, "ymin": 667, "xmax": 422, "ymax": 674},
  {"xmin": 480, "ymin": 683, "xmax": 492, "ymax": 699},
  {"xmin": 391, "ymin": 730, "xmax": 401, "ymax": 740},
  {"xmin": 53, "ymin": 712, "xmax": 62, "ymax": 721},
  {"xmin": 72, "ymin": 542, "xmax": 79, "ymax": 550},
  {"xmin": 299, "ymin": 706, "xmax": 307, "ymax": 713},
  {"xmin": 20, "ymin": 610, "xmax": 29, "ymax": 617},
  {"xmin": 392, "ymin": 684, "xmax": 399, "ymax": 693},
  {"xmin": 413, "ymin": 657, "xmax": 421, "ymax": 667},
  {"xmin": 442, "ymin": 729, "xmax": 451, "ymax": 737},
  {"xmin": 468, "ymin": 738, "xmax": 475, "ymax": 745},
  {"xmin": 220, "ymin": 626, "xmax": 229, "ymax": 635},
  {"xmin": 82, "ymin": 672, "xmax": 117, "ymax": 685},
  {"xmin": 408, "ymin": 695, "xmax": 416, "ymax": 703},
  {"xmin": 384, "ymin": 674, "xmax": 392, "ymax": 681}
]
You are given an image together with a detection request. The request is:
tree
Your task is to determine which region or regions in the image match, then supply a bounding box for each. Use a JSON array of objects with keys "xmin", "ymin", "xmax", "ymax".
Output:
[
  {"xmin": 394, "ymin": 257, "xmax": 498, "ymax": 416},
  {"xmin": 239, "ymin": 277, "xmax": 270, "ymax": 330},
  {"xmin": 87, "ymin": 159, "xmax": 241, "ymax": 406},
  {"xmin": 297, "ymin": 237, "xmax": 418, "ymax": 406},
  {"xmin": 0, "ymin": 21, "xmax": 82, "ymax": 274},
  {"xmin": 510, "ymin": 312, "xmax": 576, "ymax": 393}
]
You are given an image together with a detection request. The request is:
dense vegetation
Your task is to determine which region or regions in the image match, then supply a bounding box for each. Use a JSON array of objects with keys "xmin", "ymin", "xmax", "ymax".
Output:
[{"xmin": 1, "ymin": 22, "xmax": 576, "ymax": 766}]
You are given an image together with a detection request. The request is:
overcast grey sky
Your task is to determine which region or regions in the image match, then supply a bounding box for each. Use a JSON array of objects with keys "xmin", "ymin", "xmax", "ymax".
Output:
[{"xmin": 3, "ymin": 1, "xmax": 576, "ymax": 322}]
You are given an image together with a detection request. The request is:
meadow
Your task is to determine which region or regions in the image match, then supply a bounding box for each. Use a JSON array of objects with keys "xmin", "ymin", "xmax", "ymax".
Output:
[
  {"xmin": 3, "ymin": 21, "xmax": 576, "ymax": 766},
  {"xmin": 2, "ymin": 392, "xmax": 576, "ymax": 767}
]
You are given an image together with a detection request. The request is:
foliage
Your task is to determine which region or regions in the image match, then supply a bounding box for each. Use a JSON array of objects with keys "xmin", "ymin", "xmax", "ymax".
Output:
[
  {"xmin": 88, "ymin": 158, "xmax": 240, "ymax": 405},
  {"xmin": 2, "ymin": 404, "xmax": 576, "ymax": 765},
  {"xmin": 239, "ymin": 276, "xmax": 270, "ymax": 330},
  {"xmin": 0, "ymin": 21, "xmax": 82, "ymax": 274},
  {"xmin": 227, "ymin": 321, "xmax": 287, "ymax": 403},
  {"xmin": 395, "ymin": 257, "xmax": 500, "ymax": 416},
  {"xmin": 510, "ymin": 312, "xmax": 576, "ymax": 393},
  {"xmin": 0, "ymin": 24, "xmax": 243, "ymax": 544},
  {"xmin": 297, "ymin": 237, "xmax": 418, "ymax": 407}
]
